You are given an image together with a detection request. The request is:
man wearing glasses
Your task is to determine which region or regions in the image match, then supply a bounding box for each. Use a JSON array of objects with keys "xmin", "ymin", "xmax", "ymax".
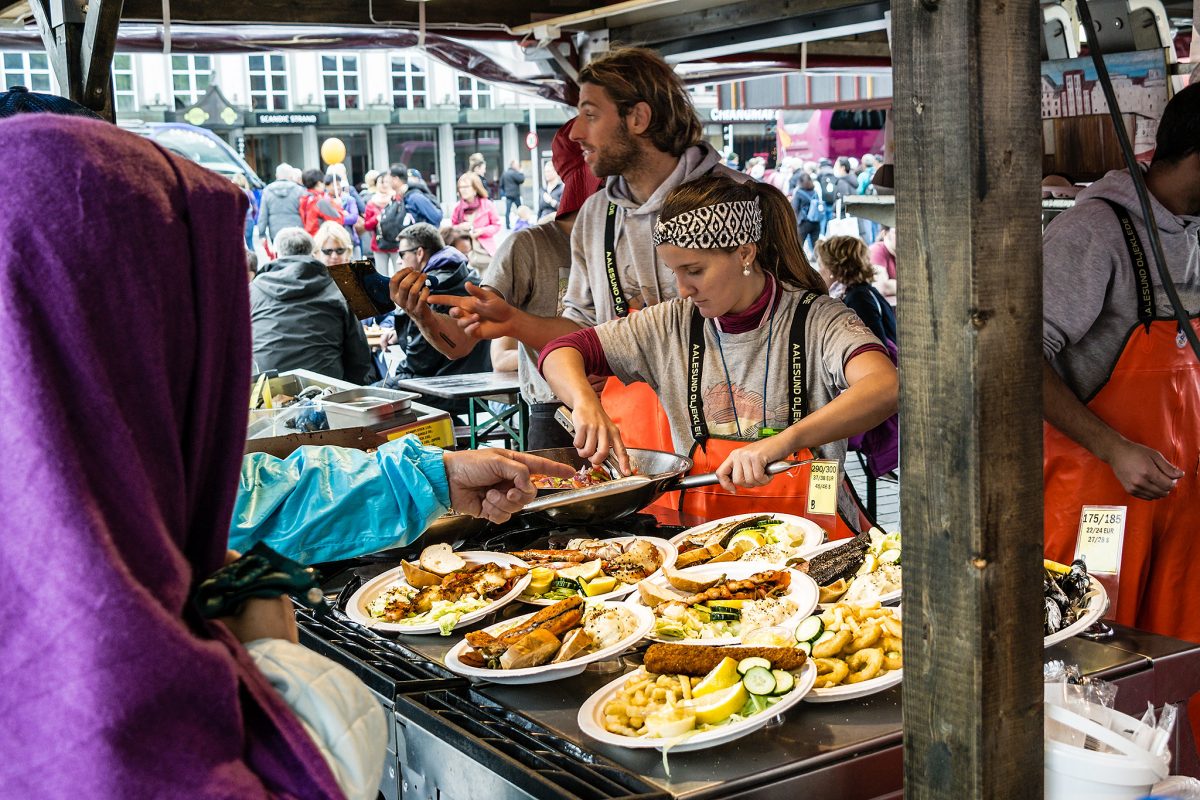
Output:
[{"xmin": 376, "ymin": 223, "xmax": 492, "ymax": 413}]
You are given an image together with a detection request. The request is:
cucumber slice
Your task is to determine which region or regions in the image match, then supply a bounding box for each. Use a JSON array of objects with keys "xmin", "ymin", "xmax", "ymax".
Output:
[
  {"xmin": 742, "ymin": 666, "xmax": 777, "ymax": 696},
  {"xmin": 770, "ymin": 669, "xmax": 795, "ymax": 695},
  {"xmin": 796, "ymin": 641, "xmax": 813, "ymax": 656},
  {"xmin": 795, "ymin": 615, "xmax": 825, "ymax": 643},
  {"xmin": 710, "ymin": 611, "xmax": 741, "ymax": 622},
  {"xmin": 551, "ymin": 577, "xmax": 581, "ymax": 591},
  {"xmin": 708, "ymin": 605, "xmax": 742, "ymax": 618},
  {"xmin": 814, "ymin": 630, "xmax": 836, "ymax": 648},
  {"xmin": 759, "ymin": 518, "xmax": 784, "ymax": 526},
  {"xmin": 736, "ymin": 656, "xmax": 772, "ymax": 675},
  {"xmin": 879, "ymin": 549, "xmax": 902, "ymax": 565}
]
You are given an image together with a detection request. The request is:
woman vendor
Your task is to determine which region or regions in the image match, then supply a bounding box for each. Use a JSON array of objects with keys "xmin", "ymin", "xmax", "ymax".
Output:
[{"xmin": 538, "ymin": 176, "xmax": 899, "ymax": 535}]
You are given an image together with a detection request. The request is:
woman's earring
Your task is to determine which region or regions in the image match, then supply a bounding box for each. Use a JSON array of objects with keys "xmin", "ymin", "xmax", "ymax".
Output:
[{"xmin": 743, "ymin": 262, "xmax": 751, "ymax": 276}]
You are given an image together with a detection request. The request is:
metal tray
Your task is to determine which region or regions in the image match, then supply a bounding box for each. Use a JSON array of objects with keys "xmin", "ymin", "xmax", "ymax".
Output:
[{"xmin": 324, "ymin": 387, "xmax": 419, "ymax": 415}]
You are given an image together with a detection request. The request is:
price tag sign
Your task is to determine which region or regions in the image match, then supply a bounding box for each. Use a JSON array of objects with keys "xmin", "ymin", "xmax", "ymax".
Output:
[
  {"xmin": 1073, "ymin": 505, "xmax": 1126, "ymax": 574},
  {"xmin": 807, "ymin": 460, "xmax": 839, "ymax": 516}
]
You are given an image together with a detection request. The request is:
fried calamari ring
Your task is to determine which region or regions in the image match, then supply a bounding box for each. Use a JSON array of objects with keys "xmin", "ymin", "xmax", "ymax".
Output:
[
  {"xmin": 814, "ymin": 657, "xmax": 850, "ymax": 688},
  {"xmin": 850, "ymin": 622, "xmax": 882, "ymax": 650},
  {"xmin": 845, "ymin": 648, "xmax": 884, "ymax": 683},
  {"xmin": 881, "ymin": 637, "xmax": 903, "ymax": 671},
  {"xmin": 881, "ymin": 615, "xmax": 903, "ymax": 640},
  {"xmin": 812, "ymin": 629, "xmax": 853, "ymax": 658}
]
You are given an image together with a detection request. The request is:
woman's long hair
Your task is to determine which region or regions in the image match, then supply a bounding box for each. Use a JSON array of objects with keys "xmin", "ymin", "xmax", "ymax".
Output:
[{"xmin": 659, "ymin": 175, "xmax": 826, "ymax": 294}]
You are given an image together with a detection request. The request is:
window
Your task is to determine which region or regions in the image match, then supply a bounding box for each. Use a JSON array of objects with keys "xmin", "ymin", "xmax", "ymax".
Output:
[
  {"xmin": 248, "ymin": 53, "xmax": 289, "ymax": 111},
  {"xmin": 172, "ymin": 54, "xmax": 212, "ymax": 109},
  {"xmin": 321, "ymin": 54, "xmax": 359, "ymax": 110},
  {"xmin": 390, "ymin": 54, "xmax": 427, "ymax": 109},
  {"xmin": 457, "ymin": 75, "xmax": 492, "ymax": 110},
  {"xmin": 112, "ymin": 54, "xmax": 136, "ymax": 113},
  {"xmin": 829, "ymin": 110, "xmax": 887, "ymax": 131},
  {"xmin": 2, "ymin": 51, "xmax": 53, "ymax": 92}
]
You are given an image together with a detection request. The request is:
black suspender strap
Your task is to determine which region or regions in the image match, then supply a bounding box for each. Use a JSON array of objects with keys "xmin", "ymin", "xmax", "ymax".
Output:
[
  {"xmin": 788, "ymin": 292, "xmax": 818, "ymax": 425},
  {"xmin": 685, "ymin": 291, "xmax": 820, "ymax": 445},
  {"xmin": 1099, "ymin": 199, "xmax": 1155, "ymax": 330},
  {"xmin": 603, "ymin": 202, "xmax": 630, "ymax": 318},
  {"xmin": 686, "ymin": 308, "xmax": 709, "ymax": 444}
]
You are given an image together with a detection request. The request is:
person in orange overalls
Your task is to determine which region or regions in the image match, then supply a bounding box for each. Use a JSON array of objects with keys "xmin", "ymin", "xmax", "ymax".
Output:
[
  {"xmin": 538, "ymin": 176, "xmax": 897, "ymax": 537},
  {"xmin": 1042, "ymin": 84, "xmax": 1200, "ymax": 752}
]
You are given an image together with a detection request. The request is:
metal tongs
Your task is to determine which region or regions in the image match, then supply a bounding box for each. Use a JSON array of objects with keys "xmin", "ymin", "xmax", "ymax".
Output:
[{"xmin": 554, "ymin": 406, "xmax": 626, "ymax": 478}]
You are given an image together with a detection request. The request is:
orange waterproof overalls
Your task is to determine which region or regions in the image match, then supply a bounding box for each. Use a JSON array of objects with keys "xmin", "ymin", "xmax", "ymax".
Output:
[
  {"xmin": 1043, "ymin": 200, "xmax": 1200, "ymax": 746},
  {"xmin": 677, "ymin": 292, "xmax": 865, "ymax": 538}
]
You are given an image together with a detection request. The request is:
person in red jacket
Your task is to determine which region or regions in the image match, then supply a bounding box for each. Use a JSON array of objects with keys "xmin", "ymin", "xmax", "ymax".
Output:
[{"xmin": 298, "ymin": 168, "xmax": 345, "ymax": 236}]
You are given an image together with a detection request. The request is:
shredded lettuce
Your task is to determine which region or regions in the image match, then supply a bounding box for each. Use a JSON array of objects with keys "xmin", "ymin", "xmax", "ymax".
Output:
[{"xmin": 391, "ymin": 595, "xmax": 491, "ymax": 636}]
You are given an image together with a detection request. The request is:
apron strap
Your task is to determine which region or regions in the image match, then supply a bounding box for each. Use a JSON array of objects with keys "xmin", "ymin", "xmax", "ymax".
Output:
[
  {"xmin": 604, "ymin": 202, "xmax": 630, "ymax": 318},
  {"xmin": 687, "ymin": 306, "xmax": 709, "ymax": 444},
  {"xmin": 1099, "ymin": 199, "xmax": 1155, "ymax": 330},
  {"xmin": 789, "ymin": 292, "xmax": 819, "ymax": 425}
]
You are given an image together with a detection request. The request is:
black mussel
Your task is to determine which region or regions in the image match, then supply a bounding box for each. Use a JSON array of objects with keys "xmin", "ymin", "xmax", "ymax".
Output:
[
  {"xmin": 1061, "ymin": 560, "xmax": 1091, "ymax": 604},
  {"xmin": 1045, "ymin": 596, "xmax": 1064, "ymax": 635},
  {"xmin": 1045, "ymin": 573, "xmax": 1070, "ymax": 609}
]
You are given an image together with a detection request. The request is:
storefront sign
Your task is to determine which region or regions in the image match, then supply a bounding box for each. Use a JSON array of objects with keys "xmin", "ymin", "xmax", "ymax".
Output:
[
  {"xmin": 256, "ymin": 112, "xmax": 321, "ymax": 126},
  {"xmin": 1074, "ymin": 505, "xmax": 1126, "ymax": 574},
  {"xmin": 710, "ymin": 108, "xmax": 780, "ymax": 122},
  {"xmin": 807, "ymin": 460, "xmax": 840, "ymax": 516}
]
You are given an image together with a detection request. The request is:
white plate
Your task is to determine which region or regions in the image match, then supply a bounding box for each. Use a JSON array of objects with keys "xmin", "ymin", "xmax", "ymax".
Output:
[
  {"xmin": 515, "ymin": 537, "xmax": 678, "ymax": 606},
  {"xmin": 805, "ymin": 607, "xmax": 903, "ymax": 703},
  {"xmin": 1044, "ymin": 580, "xmax": 1109, "ymax": 648},
  {"xmin": 345, "ymin": 551, "xmax": 531, "ymax": 635},
  {"xmin": 578, "ymin": 660, "xmax": 817, "ymax": 752},
  {"xmin": 624, "ymin": 562, "xmax": 820, "ymax": 645},
  {"xmin": 804, "ymin": 539, "xmax": 902, "ymax": 608},
  {"xmin": 443, "ymin": 602, "xmax": 654, "ymax": 684},
  {"xmin": 669, "ymin": 513, "xmax": 826, "ymax": 565}
]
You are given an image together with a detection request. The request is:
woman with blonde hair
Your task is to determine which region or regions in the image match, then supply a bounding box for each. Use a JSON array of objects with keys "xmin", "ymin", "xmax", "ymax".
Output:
[
  {"xmin": 816, "ymin": 235, "xmax": 896, "ymax": 348},
  {"xmin": 450, "ymin": 171, "xmax": 500, "ymax": 265},
  {"xmin": 538, "ymin": 175, "xmax": 898, "ymax": 536},
  {"xmin": 313, "ymin": 219, "xmax": 352, "ymax": 268}
]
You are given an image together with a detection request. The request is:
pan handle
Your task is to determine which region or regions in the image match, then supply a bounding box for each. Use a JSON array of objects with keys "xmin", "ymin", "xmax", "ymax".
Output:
[{"xmin": 670, "ymin": 458, "xmax": 813, "ymax": 491}]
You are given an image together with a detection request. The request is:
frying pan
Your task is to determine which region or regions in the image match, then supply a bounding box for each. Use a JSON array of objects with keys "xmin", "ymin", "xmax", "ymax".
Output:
[{"xmin": 518, "ymin": 447, "xmax": 807, "ymax": 525}]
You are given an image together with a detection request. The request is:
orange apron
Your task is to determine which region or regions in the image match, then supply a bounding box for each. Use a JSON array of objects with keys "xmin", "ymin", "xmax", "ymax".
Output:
[
  {"xmin": 675, "ymin": 292, "xmax": 864, "ymax": 538},
  {"xmin": 1043, "ymin": 201, "xmax": 1200, "ymax": 744}
]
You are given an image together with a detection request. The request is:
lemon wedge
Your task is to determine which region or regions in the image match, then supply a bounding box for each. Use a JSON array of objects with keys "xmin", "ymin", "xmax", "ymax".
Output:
[
  {"xmin": 1043, "ymin": 559, "xmax": 1071, "ymax": 575},
  {"xmin": 558, "ymin": 559, "xmax": 603, "ymax": 582},
  {"xmin": 855, "ymin": 553, "xmax": 878, "ymax": 577},
  {"xmin": 527, "ymin": 567, "xmax": 555, "ymax": 594},
  {"xmin": 683, "ymin": 681, "xmax": 748, "ymax": 725},
  {"xmin": 644, "ymin": 705, "xmax": 697, "ymax": 738},
  {"xmin": 692, "ymin": 656, "xmax": 740, "ymax": 698},
  {"xmin": 728, "ymin": 530, "xmax": 765, "ymax": 555},
  {"xmin": 582, "ymin": 575, "xmax": 618, "ymax": 596}
]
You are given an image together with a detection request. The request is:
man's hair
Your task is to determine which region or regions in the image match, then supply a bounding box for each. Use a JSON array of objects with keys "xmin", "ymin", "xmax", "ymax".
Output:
[
  {"xmin": 301, "ymin": 169, "xmax": 324, "ymax": 189},
  {"xmin": 389, "ymin": 162, "xmax": 409, "ymax": 182},
  {"xmin": 398, "ymin": 222, "xmax": 444, "ymax": 255},
  {"xmin": 577, "ymin": 46, "xmax": 702, "ymax": 157},
  {"xmin": 274, "ymin": 227, "xmax": 315, "ymax": 257},
  {"xmin": 1153, "ymin": 82, "xmax": 1200, "ymax": 165},
  {"xmin": 274, "ymin": 162, "xmax": 294, "ymax": 180},
  {"xmin": 836, "ymin": 157, "xmax": 852, "ymax": 172},
  {"xmin": 817, "ymin": 235, "xmax": 875, "ymax": 287}
]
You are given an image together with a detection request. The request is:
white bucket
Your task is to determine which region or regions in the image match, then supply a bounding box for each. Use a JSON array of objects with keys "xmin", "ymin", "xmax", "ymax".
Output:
[{"xmin": 1044, "ymin": 702, "xmax": 1171, "ymax": 800}]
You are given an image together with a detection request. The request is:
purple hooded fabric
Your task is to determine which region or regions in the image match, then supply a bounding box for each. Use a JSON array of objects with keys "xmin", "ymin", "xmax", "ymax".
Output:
[{"xmin": 0, "ymin": 115, "xmax": 343, "ymax": 798}]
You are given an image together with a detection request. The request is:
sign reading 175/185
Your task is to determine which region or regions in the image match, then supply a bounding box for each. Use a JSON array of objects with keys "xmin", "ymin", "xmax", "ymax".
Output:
[{"xmin": 1074, "ymin": 504, "xmax": 1126, "ymax": 574}]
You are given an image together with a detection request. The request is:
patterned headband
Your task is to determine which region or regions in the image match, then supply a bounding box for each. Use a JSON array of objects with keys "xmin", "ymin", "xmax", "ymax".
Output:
[{"xmin": 652, "ymin": 199, "xmax": 762, "ymax": 249}]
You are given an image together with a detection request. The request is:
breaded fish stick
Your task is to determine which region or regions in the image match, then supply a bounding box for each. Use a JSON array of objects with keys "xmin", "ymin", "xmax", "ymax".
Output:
[{"xmin": 644, "ymin": 644, "xmax": 808, "ymax": 676}]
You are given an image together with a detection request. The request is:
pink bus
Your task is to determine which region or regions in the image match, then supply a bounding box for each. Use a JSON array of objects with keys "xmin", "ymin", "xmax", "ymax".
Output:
[{"xmin": 778, "ymin": 108, "xmax": 888, "ymax": 162}]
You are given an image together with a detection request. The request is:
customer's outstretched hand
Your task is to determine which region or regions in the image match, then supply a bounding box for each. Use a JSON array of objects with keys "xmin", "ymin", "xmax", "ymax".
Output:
[{"xmin": 443, "ymin": 449, "xmax": 574, "ymax": 523}]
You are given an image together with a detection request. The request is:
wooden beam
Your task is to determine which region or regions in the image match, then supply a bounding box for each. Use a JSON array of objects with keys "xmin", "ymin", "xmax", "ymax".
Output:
[
  {"xmin": 28, "ymin": 0, "xmax": 84, "ymax": 100},
  {"xmin": 81, "ymin": 0, "xmax": 124, "ymax": 112},
  {"xmin": 610, "ymin": 0, "xmax": 875, "ymax": 46},
  {"xmin": 892, "ymin": 0, "xmax": 1044, "ymax": 797},
  {"xmin": 116, "ymin": 0, "xmax": 595, "ymax": 28}
]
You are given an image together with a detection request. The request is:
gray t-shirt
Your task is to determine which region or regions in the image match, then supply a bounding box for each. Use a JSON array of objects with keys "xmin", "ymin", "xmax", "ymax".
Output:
[
  {"xmin": 480, "ymin": 221, "xmax": 571, "ymax": 404},
  {"xmin": 593, "ymin": 290, "xmax": 881, "ymax": 519},
  {"xmin": 1043, "ymin": 169, "xmax": 1200, "ymax": 400}
]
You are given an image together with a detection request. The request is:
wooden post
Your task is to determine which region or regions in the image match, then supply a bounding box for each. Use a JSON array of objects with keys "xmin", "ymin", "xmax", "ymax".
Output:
[
  {"xmin": 28, "ymin": 0, "xmax": 124, "ymax": 121},
  {"xmin": 892, "ymin": 2, "xmax": 1045, "ymax": 797}
]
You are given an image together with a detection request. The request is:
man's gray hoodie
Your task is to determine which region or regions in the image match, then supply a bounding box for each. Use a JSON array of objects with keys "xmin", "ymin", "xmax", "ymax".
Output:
[
  {"xmin": 257, "ymin": 179, "xmax": 305, "ymax": 244},
  {"xmin": 1044, "ymin": 168, "xmax": 1200, "ymax": 400},
  {"xmin": 562, "ymin": 141, "xmax": 746, "ymax": 326},
  {"xmin": 250, "ymin": 255, "xmax": 375, "ymax": 384}
]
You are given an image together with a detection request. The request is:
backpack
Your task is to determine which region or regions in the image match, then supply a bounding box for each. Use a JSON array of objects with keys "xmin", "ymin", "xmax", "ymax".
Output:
[
  {"xmin": 820, "ymin": 174, "xmax": 839, "ymax": 207},
  {"xmin": 805, "ymin": 194, "xmax": 822, "ymax": 223},
  {"xmin": 377, "ymin": 200, "xmax": 413, "ymax": 249}
]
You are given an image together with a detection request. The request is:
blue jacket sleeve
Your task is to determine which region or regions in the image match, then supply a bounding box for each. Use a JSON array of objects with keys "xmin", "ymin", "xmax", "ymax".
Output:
[{"xmin": 229, "ymin": 436, "xmax": 451, "ymax": 564}]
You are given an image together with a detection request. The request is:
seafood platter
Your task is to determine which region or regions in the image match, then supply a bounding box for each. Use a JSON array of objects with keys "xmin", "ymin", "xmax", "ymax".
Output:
[
  {"xmin": 804, "ymin": 529, "xmax": 902, "ymax": 606},
  {"xmin": 505, "ymin": 536, "xmax": 676, "ymax": 605},
  {"xmin": 669, "ymin": 513, "xmax": 825, "ymax": 567},
  {"xmin": 1043, "ymin": 558, "xmax": 1108, "ymax": 647}
]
